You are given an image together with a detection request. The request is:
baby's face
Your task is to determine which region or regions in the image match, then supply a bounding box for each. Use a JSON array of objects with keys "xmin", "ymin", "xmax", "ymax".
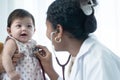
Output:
[{"xmin": 8, "ymin": 17, "xmax": 35, "ymax": 43}]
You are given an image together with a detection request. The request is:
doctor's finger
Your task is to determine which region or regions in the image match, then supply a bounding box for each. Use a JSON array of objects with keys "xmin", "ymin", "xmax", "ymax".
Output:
[
  {"xmin": 35, "ymin": 50, "xmax": 51, "ymax": 60},
  {"xmin": 36, "ymin": 45, "xmax": 50, "ymax": 52}
]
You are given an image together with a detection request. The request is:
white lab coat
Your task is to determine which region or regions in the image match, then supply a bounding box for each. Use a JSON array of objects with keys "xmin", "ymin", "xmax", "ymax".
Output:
[{"xmin": 58, "ymin": 35, "xmax": 120, "ymax": 80}]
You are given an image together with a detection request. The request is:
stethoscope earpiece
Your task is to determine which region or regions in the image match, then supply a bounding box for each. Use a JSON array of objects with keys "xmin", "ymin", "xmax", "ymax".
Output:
[
  {"xmin": 50, "ymin": 31, "xmax": 57, "ymax": 44},
  {"xmin": 50, "ymin": 31, "xmax": 57, "ymax": 36}
]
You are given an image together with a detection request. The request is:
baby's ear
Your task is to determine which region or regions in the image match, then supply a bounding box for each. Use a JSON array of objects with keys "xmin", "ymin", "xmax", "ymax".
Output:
[
  {"xmin": 0, "ymin": 42, "xmax": 3, "ymax": 54},
  {"xmin": 7, "ymin": 27, "xmax": 11, "ymax": 34},
  {"xmin": 34, "ymin": 28, "xmax": 36, "ymax": 32}
]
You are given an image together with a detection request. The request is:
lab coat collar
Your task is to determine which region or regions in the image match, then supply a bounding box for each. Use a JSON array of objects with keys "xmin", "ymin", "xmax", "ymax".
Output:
[
  {"xmin": 76, "ymin": 35, "xmax": 96, "ymax": 59},
  {"xmin": 69, "ymin": 35, "xmax": 97, "ymax": 80}
]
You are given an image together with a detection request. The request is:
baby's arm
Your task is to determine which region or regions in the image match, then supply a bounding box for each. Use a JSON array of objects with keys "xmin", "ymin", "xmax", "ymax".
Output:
[{"xmin": 2, "ymin": 39, "xmax": 20, "ymax": 80}]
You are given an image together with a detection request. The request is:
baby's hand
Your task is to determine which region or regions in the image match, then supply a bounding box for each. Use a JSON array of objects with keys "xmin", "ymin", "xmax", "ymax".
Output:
[{"xmin": 8, "ymin": 70, "xmax": 21, "ymax": 80}]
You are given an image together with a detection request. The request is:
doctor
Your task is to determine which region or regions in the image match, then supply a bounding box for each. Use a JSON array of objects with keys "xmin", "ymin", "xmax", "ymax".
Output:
[{"xmin": 36, "ymin": 0, "xmax": 120, "ymax": 80}]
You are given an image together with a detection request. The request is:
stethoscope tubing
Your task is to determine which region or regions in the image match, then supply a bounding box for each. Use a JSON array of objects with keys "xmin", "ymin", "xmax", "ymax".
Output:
[
  {"xmin": 55, "ymin": 55, "xmax": 71, "ymax": 80},
  {"xmin": 51, "ymin": 31, "xmax": 71, "ymax": 80}
]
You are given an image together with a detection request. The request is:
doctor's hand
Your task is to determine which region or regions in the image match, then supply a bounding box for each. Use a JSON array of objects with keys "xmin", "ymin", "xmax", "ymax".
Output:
[
  {"xmin": 35, "ymin": 45, "xmax": 59, "ymax": 80},
  {"xmin": 35, "ymin": 45, "xmax": 53, "ymax": 72}
]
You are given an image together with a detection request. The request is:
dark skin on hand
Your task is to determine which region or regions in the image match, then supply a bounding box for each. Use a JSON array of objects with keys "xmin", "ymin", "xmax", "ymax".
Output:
[{"xmin": 34, "ymin": 45, "xmax": 59, "ymax": 80}]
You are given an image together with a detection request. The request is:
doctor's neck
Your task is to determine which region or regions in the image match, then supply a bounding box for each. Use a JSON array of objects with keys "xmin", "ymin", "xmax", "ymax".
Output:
[{"xmin": 66, "ymin": 38, "xmax": 84, "ymax": 57}]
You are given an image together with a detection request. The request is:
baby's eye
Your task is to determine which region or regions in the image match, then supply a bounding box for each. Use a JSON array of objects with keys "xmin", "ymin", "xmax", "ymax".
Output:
[
  {"xmin": 27, "ymin": 25, "xmax": 32, "ymax": 28},
  {"xmin": 16, "ymin": 25, "xmax": 21, "ymax": 28}
]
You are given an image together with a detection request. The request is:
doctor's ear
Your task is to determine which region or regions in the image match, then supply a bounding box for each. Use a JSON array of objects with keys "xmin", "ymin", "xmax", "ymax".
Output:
[
  {"xmin": 56, "ymin": 24, "xmax": 63, "ymax": 33},
  {"xmin": 56, "ymin": 24, "xmax": 63, "ymax": 37}
]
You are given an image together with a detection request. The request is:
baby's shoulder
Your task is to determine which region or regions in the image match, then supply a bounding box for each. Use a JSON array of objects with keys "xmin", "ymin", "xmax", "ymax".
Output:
[{"xmin": 5, "ymin": 38, "xmax": 16, "ymax": 45}]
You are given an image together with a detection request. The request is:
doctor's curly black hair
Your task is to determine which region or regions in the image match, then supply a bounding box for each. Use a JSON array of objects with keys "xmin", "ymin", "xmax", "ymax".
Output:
[{"xmin": 47, "ymin": 0, "xmax": 97, "ymax": 40}]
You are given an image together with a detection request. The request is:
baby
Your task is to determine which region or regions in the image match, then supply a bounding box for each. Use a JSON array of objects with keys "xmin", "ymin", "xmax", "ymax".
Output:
[{"xmin": 2, "ymin": 9, "xmax": 44, "ymax": 80}]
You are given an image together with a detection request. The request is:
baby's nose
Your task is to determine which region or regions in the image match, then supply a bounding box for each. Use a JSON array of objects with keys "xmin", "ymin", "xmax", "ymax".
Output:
[{"xmin": 22, "ymin": 26, "xmax": 27, "ymax": 30}]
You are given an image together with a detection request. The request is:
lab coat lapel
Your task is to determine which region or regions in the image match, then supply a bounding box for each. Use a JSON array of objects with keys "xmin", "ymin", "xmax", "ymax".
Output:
[{"xmin": 69, "ymin": 36, "xmax": 96, "ymax": 80}]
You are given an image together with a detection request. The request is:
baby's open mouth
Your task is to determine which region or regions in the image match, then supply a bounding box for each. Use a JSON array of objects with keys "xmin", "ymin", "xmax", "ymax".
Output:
[{"xmin": 20, "ymin": 33, "xmax": 27, "ymax": 36}]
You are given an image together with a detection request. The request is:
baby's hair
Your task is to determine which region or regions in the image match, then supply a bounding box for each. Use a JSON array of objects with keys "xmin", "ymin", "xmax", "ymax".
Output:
[{"xmin": 7, "ymin": 9, "xmax": 35, "ymax": 28}]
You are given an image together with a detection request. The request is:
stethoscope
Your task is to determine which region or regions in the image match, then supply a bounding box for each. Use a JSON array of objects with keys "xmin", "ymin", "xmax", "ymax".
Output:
[
  {"xmin": 50, "ymin": 31, "xmax": 71, "ymax": 80},
  {"xmin": 37, "ymin": 31, "xmax": 71, "ymax": 80},
  {"xmin": 55, "ymin": 54, "xmax": 71, "ymax": 80}
]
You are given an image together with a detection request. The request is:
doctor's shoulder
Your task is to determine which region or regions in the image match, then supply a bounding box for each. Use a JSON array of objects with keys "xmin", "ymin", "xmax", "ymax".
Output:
[{"xmin": 82, "ymin": 41, "xmax": 120, "ymax": 80}]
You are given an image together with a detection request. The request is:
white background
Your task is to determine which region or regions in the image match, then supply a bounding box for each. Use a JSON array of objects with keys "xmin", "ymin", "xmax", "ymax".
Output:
[{"xmin": 0, "ymin": 0, "xmax": 120, "ymax": 79}]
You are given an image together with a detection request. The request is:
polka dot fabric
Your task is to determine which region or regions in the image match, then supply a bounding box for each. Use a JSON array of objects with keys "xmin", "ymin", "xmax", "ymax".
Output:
[{"xmin": 3, "ymin": 38, "xmax": 44, "ymax": 80}]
